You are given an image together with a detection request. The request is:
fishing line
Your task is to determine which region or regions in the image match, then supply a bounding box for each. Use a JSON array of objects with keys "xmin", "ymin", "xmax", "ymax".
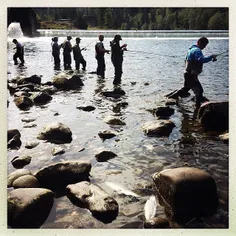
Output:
[{"xmin": 127, "ymin": 49, "xmax": 177, "ymax": 58}]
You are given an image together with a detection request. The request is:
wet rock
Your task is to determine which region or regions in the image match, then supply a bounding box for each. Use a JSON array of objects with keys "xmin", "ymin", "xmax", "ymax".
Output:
[
  {"xmin": 8, "ymin": 188, "xmax": 54, "ymax": 228},
  {"xmin": 37, "ymin": 122, "xmax": 72, "ymax": 144},
  {"xmin": 52, "ymin": 75, "xmax": 69, "ymax": 89},
  {"xmin": 219, "ymin": 132, "xmax": 229, "ymax": 143},
  {"xmin": 8, "ymin": 169, "xmax": 32, "ymax": 187},
  {"xmin": 8, "ymin": 134, "xmax": 22, "ymax": 150},
  {"xmin": 102, "ymin": 88, "xmax": 126, "ymax": 99},
  {"xmin": 67, "ymin": 75, "xmax": 84, "ymax": 89},
  {"xmin": 23, "ymin": 124, "xmax": 37, "ymax": 128},
  {"xmin": 24, "ymin": 74, "xmax": 42, "ymax": 84},
  {"xmin": 143, "ymin": 120, "xmax": 175, "ymax": 136},
  {"xmin": 30, "ymin": 92, "xmax": 52, "ymax": 104},
  {"xmin": 95, "ymin": 151, "xmax": 117, "ymax": 162},
  {"xmin": 8, "ymin": 129, "xmax": 21, "ymax": 141},
  {"xmin": 105, "ymin": 118, "xmax": 126, "ymax": 126},
  {"xmin": 11, "ymin": 155, "xmax": 32, "ymax": 169},
  {"xmin": 144, "ymin": 217, "xmax": 170, "ymax": 228},
  {"xmin": 198, "ymin": 101, "xmax": 228, "ymax": 132},
  {"xmin": 66, "ymin": 181, "xmax": 119, "ymax": 223},
  {"xmin": 12, "ymin": 175, "xmax": 40, "ymax": 188},
  {"xmin": 14, "ymin": 96, "xmax": 34, "ymax": 110},
  {"xmin": 14, "ymin": 91, "xmax": 29, "ymax": 97},
  {"xmin": 165, "ymin": 98, "xmax": 177, "ymax": 106},
  {"xmin": 113, "ymin": 102, "xmax": 129, "ymax": 113},
  {"xmin": 25, "ymin": 140, "xmax": 39, "ymax": 149},
  {"xmin": 155, "ymin": 106, "xmax": 174, "ymax": 119},
  {"xmin": 98, "ymin": 130, "xmax": 117, "ymax": 140},
  {"xmin": 21, "ymin": 117, "xmax": 36, "ymax": 123},
  {"xmin": 16, "ymin": 83, "xmax": 35, "ymax": 91},
  {"xmin": 53, "ymin": 74, "xmax": 84, "ymax": 90},
  {"xmin": 152, "ymin": 167, "xmax": 218, "ymax": 224},
  {"xmin": 52, "ymin": 147, "xmax": 65, "ymax": 156},
  {"xmin": 34, "ymin": 161, "xmax": 91, "ymax": 190},
  {"xmin": 76, "ymin": 105, "xmax": 96, "ymax": 112}
]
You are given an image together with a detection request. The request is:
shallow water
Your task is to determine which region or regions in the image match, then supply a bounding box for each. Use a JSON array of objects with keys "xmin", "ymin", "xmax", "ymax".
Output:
[{"xmin": 7, "ymin": 35, "xmax": 229, "ymax": 228}]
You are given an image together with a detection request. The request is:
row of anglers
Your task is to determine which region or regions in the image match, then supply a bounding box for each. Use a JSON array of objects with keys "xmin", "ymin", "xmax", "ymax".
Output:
[
  {"xmin": 12, "ymin": 34, "xmax": 127, "ymax": 85},
  {"xmin": 12, "ymin": 36, "xmax": 219, "ymax": 108}
]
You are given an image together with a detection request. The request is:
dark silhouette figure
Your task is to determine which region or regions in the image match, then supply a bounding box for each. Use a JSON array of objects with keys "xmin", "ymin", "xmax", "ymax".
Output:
[
  {"xmin": 12, "ymin": 39, "xmax": 24, "ymax": 66},
  {"xmin": 72, "ymin": 37, "xmax": 86, "ymax": 71},
  {"xmin": 61, "ymin": 36, "xmax": 72, "ymax": 70},
  {"xmin": 51, "ymin": 37, "xmax": 61, "ymax": 69},
  {"xmin": 95, "ymin": 35, "xmax": 109, "ymax": 78},
  {"xmin": 110, "ymin": 35, "xmax": 127, "ymax": 85}
]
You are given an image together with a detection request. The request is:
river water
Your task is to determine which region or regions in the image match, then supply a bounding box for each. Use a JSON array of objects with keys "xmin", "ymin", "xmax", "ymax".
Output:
[{"xmin": 7, "ymin": 31, "xmax": 229, "ymax": 228}]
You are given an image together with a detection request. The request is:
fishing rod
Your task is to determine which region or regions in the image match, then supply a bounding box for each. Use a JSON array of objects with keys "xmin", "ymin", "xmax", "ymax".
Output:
[
  {"xmin": 81, "ymin": 39, "xmax": 97, "ymax": 51},
  {"xmin": 127, "ymin": 49, "xmax": 176, "ymax": 58},
  {"xmin": 216, "ymin": 50, "xmax": 228, "ymax": 57}
]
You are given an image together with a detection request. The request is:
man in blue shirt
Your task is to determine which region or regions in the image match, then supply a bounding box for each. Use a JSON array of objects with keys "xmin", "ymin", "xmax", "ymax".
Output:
[{"xmin": 168, "ymin": 37, "xmax": 217, "ymax": 108}]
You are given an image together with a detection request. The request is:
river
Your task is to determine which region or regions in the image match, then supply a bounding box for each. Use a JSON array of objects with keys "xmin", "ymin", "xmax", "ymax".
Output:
[{"xmin": 7, "ymin": 30, "xmax": 229, "ymax": 228}]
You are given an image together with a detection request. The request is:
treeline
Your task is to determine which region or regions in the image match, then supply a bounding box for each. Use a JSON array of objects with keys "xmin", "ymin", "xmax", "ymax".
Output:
[{"xmin": 34, "ymin": 8, "xmax": 229, "ymax": 30}]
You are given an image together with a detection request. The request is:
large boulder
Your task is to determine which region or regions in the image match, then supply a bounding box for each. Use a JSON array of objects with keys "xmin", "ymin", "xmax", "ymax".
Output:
[
  {"xmin": 37, "ymin": 122, "xmax": 72, "ymax": 144},
  {"xmin": 34, "ymin": 161, "xmax": 91, "ymax": 190},
  {"xmin": 143, "ymin": 120, "xmax": 175, "ymax": 136},
  {"xmin": 152, "ymin": 167, "xmax": 218, "ymax": 224},
  {"xmin": 53, "ymin": 74, "xmax": 84, "ymax": 90},
  {"xmin": 14, "ymin": 96, "xmax": 34, "ymax": 110},
  {"xmin": 8, "ymin": 188, "xmax": 54, "ymax": 228},
  {"xmin": 66, "ymin": 181, "xmax": 119, "ymax": 223},
  {"xmin": 198, "ymin": 101, "xmax": 228, "ymax": 131},
  {"xmin": 30, "ymin": 92, "xmax": 52, "ymax": 104}
]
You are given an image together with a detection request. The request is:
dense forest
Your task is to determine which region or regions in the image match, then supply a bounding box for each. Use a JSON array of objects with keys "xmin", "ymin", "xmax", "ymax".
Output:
[{"xmin": 34, "ymin": 8, "xmax": 229, "ymax": 30}]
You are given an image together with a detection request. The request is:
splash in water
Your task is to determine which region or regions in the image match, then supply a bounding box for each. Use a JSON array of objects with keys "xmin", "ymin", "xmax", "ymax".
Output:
[{"xmin": 7, "ymin": 22, "xmax": 23, "ymax": 38}]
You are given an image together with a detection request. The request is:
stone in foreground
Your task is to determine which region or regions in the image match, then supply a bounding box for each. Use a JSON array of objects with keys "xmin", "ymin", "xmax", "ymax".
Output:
[
  {"xmin": 152, "ymin": 167, "xmax": 218, "ymax": 224},
  {"xmin": 143, "ymin": 120, "xmax": 175, "ymax": 136},
  {"xmin": 67, "ymin": 181, "xmax": 119, "ymax": 223},
  {"xmin": 8, "ymin": 188, "xmax": 54, "ymax": 228}
]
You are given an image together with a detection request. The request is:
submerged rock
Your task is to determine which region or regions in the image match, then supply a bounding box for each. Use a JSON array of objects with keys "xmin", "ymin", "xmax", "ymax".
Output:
[
  {"xmin": 144, "ymin": 217, "xmax": 170, "ymax": 228},
  {"xmin": 8, "ymin": 134, "xmax": 22, "ymax": 150},
  {"xmin": 102, "ymin": 88, "xmax": 126, "ymax": 99},
  {"xmin": 76, "ymin": 105, "xmax": 96, "ymax": 112},
  {"xmin": 198, "ymin": 101, "xmax": 228, "ymax": 132},
  {"xmin": 25, "ymin": 141, "xmax": 39, "ymax": 149},
  {"xmin": 95, "ymin": 151, "xmax": 117, "ymax": 162},
  {"xmin": 98, "ymin": 130, "xmax": 117, "ymax": 140},
  {"xmin": 155, "ymin": 106, "xmax": 174, "ymax": 119},
  {"xmin": 66, "ymin": 181, "xmax": 119, "ymax": 223},
  {"xmin": 143, "ymin": 120, "xmax": 175, "ymax": 136},
  {"xmin": 11, "ymin": 155, "xmax": 32, "ymax": 169},
  {"xmin": 51, "ymin": 146, "xmax": 65, "ymax": 156},
  {"xmin": 152, "ymin": 167, "xmax": 218, "ymax": 224},
  {"xmin": 34, "ymin": 161, "xmax": 91, "ymax": 190},
  {"xmin": 37, "ymin": 122, "xmax": 72, "ymax": 144},
  {"xmin": 8, "ymin": 188, "xmax": 54, "ymax": 228}
]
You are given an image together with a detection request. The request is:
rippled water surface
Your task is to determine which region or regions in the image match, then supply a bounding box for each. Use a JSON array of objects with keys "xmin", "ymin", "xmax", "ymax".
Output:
[{"xmin": 7, "ymin": 35, "xmax": 229, "ymax": 228}]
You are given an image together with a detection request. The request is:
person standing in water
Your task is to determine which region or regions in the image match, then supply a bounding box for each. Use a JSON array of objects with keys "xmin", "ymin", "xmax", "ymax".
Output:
[
  {"xmin": 110, "ymin": 35, "xmax": 127, "ymax": 85},
  {"xmin": 72, "ymin": 37, "xmax": 86, "ymax": 71},
  {"xmin": 61, "ymin": 36, "xmax": 72, "ymax": 70},
  {"xmin": 51, "ymin": 37, "xmax": 61, "ymax": 69},
  {"xmin": 12, "ymin": 39, "xmax": 24, "ymax": 66},
  {"xmin": 167, "ymin": 36, "xmax": 217, "ymax": 108},
  {"xmin": 95, "ymin": 35, "xmax": 109, "ymax": 78}
]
